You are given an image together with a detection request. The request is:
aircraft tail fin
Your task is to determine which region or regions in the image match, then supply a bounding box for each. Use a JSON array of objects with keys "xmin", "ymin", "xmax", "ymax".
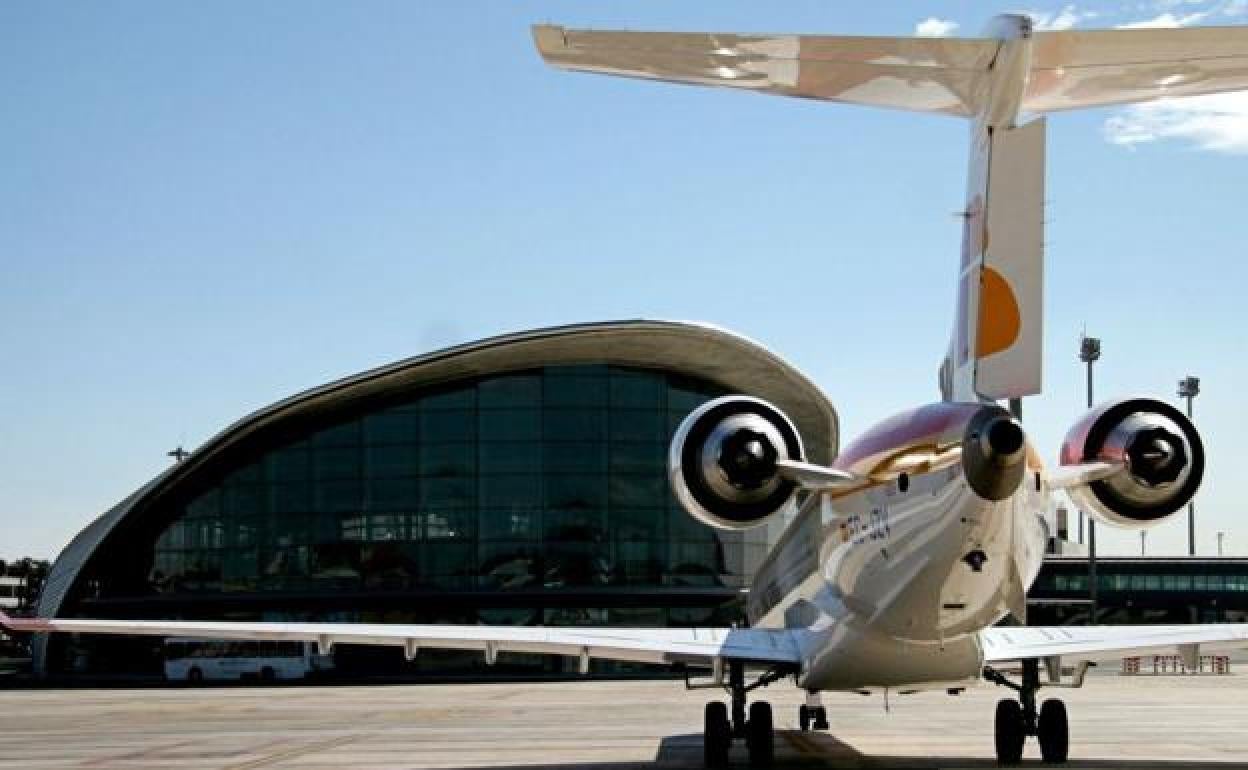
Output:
[
  {"xmin": 938, "ymin": 22, "xmax": 1248, "ymax": 402},
  {"xmin": 945, "ymin": 116, "xmax": 1046, "ymax": 403},
  {"xmin": 534, "ymin": 18, "xmax": 1248, "ymax": 403}
]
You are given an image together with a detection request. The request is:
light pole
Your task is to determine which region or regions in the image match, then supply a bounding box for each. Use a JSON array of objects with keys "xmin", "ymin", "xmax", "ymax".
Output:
[
  {"xmin": 1140, "ymin": 530, "xmax": 1147, "ymax": 556},
  {"xmin": 1218, "ymin": 531, "xmax": 1225, "ymax": 557},
  {"xmin": 1177, "ymin": 376, "xmax": 1200, "ymax": 556},
  {"xmin": 1080, "ymin": 335, "xmax": 1101, "ymax": 622}
]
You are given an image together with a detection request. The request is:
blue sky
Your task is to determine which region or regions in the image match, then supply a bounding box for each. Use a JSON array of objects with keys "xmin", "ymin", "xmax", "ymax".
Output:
[{"xmin": 2, "ymin": 1, "xmax": 1245, "ymax": 559}]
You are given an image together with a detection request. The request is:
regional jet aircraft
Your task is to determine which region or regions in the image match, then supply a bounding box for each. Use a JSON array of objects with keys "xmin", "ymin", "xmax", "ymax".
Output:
[{"xmin": 6, "ymin": 14, "xmax": 1248, "ymax": 766}]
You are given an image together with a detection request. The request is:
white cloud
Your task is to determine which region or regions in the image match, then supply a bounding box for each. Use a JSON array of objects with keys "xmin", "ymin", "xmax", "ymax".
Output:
[
  {"xmin": 1104, "ymin": 92, "xmax": 1248, "ymax": 154},
  {"xmin": 1222, "ymin": 0, "xmax": 1248, "ymax": 15},
  {"xmin": 1116, "ymin": 10, "xmax": 1210, "ymax": 27},
  {"xmin": 1150, "ymin": 0, "xmax": 1213, "ymax": 7},
  {"xmin": 1118, "ymin": 0, "xmax": 1245, "ymax": 26},
  {"xmin": 1102, "ymin": 1, "xmax": 1248, "ymax": 154},
  {"xmin": 915, "ymin": 17, "xmax": 959, "ymax": 37},
  {"xmin": 1028, "ymin": 4, "xmax": 1099, "ymax": 30}
]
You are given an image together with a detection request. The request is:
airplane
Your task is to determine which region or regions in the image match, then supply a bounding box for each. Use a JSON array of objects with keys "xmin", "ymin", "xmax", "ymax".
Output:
[{"xmin": 5, "ymin": 12, "xmax": 1248, "ymax": 767}]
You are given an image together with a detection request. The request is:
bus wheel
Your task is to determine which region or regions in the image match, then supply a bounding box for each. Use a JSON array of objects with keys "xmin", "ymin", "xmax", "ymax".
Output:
[
  {"xmin": 188, "ymin": 667, "xmax": 203, "ymax": 684},
  {"xmin": 260, "ymin": 666, "xmax": 276, "ymax": 682}
]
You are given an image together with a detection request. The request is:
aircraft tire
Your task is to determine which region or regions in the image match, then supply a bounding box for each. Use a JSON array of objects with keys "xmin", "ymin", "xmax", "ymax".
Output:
[
  {"xmin": 799, "ymin": 704, "xmax": 811, "ymax": 732},
  {"xmin": 1038, "ymin": 699, "xmax": 1069, "ymax": 763},
  {"xmin": 746, "ymin": 701, "xmax": 774, "ymax": 767},
  {"xmin": 812, "ymin": 706, "xmax": 830, "ymax": 730},
  {"xmin": 994, "ymin": 699, "xmax": 1025, "ymax": 765},
  {"xmin": 703, "ymin": 701, "xmax": 731, "ymax": 768},
  {"xmin": 187, "ymin": 667, "xmax": 203, "ymax": 684}
]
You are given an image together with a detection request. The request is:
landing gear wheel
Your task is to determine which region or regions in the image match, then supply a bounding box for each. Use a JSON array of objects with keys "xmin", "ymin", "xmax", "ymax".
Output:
[
  {"xmin": 746, "ymin": 701, "xmax": 774, "ymax": 767},
  {"xmin": 703, "ymin": 701, "xmax": 731, "ymax": 768},
  {"xmin": 1038, "ymin": 699, "xmax": 1069, "ymax": 763},
  {"xmin": 800, "ymin": 704, "xmax": 829, "ymax": 731},
  {"xmin": 812, "ymin": 706, "xmax": 830, "ymax": 730},
  {"xmin": 187, "ymin": 667, "xmax": 203, "ymax": 684},
  {"xmin": 994, "ymin": 698, "xmax": 1025, "ymax": 765}
]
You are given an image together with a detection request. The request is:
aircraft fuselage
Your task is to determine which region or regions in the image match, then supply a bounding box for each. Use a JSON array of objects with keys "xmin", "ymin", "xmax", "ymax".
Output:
[{"xmin": 748, "ymin": 401, "xmax": 1049, "ymax": 692}]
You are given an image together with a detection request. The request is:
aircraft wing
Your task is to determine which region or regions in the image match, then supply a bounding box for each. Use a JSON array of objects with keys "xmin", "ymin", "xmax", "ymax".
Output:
[
  {"xmin": 981, "ymin": 623, "xmax": 1248, "ymax": 664},
  {"xmin": 0, "ymin": 611, "xmax": 800, "ymax": 669},
  {"xmin": 532, "ymin": 25, "xmax": 1000, "ymax": 116}
]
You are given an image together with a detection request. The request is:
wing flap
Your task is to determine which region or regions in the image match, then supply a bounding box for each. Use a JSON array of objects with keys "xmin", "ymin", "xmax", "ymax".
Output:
[
  {"xmin": 981, "ymin": 623, "xmax": 1248, "ymax": 663},
  {"xmin": 1026, "ymin": 26, "xmax": 1248, "ymax": 112},
  {"xmin": 0, "ymin": 611, "xmax": 799, "ymax": 667},
  {"xmin": 534, "ymin": 25, "xmax": 998, "ymax": 116}
]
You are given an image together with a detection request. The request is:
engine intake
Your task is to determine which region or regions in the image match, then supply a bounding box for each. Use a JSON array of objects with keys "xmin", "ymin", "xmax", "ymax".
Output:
[
  {"xmin": 1060, "ymin": 397, "xmax": 1204, "ymax": 528},
  {"xmin": 669, "ymin": 395, "xmax": 804, "ymax": 530}
]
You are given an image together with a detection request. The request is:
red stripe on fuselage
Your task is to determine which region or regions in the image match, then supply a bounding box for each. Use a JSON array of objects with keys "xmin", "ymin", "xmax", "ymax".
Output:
[{"xmin": 834, "ymin": 402, "xmax": 983, "ymax": 473}]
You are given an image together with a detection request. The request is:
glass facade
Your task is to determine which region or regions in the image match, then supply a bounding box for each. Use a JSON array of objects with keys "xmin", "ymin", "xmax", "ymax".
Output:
[
  {"xmin": 52, "ymin": 365, "xmax": 770, "ymax": 677},
  {"xmin": 1029, "ymin": 558, "xmax": 1248, "ymax": 626},
  {"xmin": 143, "ymin": 365, "xmax": 751, "ymax": 599},
  {"xmin": 1037, "ymin": 572, "xmax": 1248, "ymax": 594}
]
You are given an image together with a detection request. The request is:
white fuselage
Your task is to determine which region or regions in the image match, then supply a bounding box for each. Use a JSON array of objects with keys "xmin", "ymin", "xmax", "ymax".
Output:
[{"xmin": 748, "ymin": 402, "xmax": 1049, "ymax": 693}]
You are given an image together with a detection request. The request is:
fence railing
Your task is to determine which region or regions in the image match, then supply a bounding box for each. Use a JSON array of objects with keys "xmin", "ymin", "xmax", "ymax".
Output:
[{"xmin": 1122, "ymin": 655, "xmax": 1231, "ymax": 675}]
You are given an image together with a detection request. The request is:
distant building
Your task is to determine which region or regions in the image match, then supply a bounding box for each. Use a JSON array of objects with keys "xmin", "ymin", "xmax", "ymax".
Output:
[
  {"xmin": 0, "ymin": 575, "xmax": 20, "ymax": 611},
  {"xmin": 33, "ymin": 321, "xmax": 838, "ymax": 679},
  {"xmin": 1031, "ymin": 557, "xmax": 1248, "ymax": 625},
  {"xmin": 1045, "ymin": 504, "xmax": 1086, "ymax": 556},
  {"xmin": 0, "ymin": 575, "xmax": 21, "ymax": 648}
]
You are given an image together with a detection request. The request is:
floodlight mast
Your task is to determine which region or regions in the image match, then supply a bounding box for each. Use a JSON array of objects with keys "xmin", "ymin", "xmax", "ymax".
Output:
[
  {"xmin": 1079, "ymin": 335, "xmax": 1101, "ymax": 621},
  {"xmin": 1178, "ymin": 376, "xmax": 1201, "ymax": 556}
]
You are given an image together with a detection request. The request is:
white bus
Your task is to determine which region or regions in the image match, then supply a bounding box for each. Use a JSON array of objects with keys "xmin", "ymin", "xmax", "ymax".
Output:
[{"xmin": 163, "ymin": 638, "xmax": 333, "ymax": 682}]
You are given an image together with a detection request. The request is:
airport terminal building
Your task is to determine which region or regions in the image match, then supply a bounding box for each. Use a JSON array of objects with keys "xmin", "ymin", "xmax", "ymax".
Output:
[{"xmin": 33, "ymin": 321, "xmax": 838, "ymax": 678}]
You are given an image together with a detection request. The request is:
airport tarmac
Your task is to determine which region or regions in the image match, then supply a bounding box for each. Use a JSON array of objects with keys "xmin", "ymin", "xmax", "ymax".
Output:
[{"xmin": 1, "ymin": 674, "xmax": 1246, "ymax": 769}]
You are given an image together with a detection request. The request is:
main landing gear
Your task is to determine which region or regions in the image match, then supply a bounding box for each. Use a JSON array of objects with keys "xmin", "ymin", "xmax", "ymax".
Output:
[
  {"xmin": 701, "ymin": 661, "xmax": 790, "ymax": 768},
  {"xmin": 798, "ymin": 692, "xmax": 830, "ymax": 732},
  {"xmin": 984, "ymin": 660, "xmax": 1069, "ymax": 764}
]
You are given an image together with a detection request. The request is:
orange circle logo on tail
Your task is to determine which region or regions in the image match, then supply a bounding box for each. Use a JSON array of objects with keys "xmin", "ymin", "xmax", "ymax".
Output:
[{"xmin": 976, "ymin": 267, "xmax": 1021, "ymax": 358}]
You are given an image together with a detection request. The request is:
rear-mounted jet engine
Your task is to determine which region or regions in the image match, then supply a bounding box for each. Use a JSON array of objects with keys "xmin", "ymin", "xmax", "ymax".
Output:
[
  {"xmin": 668, "ymin": 396, "xmax": 806, "ymax": 530},
  {"xmin": 1058, "ymin": 397, "xmax": 1204, "ymax": 528}
]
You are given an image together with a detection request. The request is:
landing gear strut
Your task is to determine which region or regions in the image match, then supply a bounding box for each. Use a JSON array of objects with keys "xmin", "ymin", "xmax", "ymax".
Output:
[
  {"xmin": 798, "ymin": 692, "xmax": 829, "ymax": 732},
  {"xmin": 985, "ymin": 660, "xmax": 1069, "ymax": 764},
  {"xmin": 700, "ymin": 661, "xmax": 789, "ymax": 768}
]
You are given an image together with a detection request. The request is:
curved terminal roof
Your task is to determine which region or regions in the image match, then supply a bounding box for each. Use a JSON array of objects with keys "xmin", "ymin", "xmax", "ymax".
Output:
[{"xmin": 34, "ymin": 320, "xmax": 837, "ymax": 668}]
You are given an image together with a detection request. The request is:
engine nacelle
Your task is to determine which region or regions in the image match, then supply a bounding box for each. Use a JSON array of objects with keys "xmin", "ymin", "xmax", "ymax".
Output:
[
  {"xmin": 669, "ymin": 395, "xmax": 804, "ymax": 531},
  {"xmin": 1060, "ymin": 397, "xmax": 1204, "ymax": 528}
]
